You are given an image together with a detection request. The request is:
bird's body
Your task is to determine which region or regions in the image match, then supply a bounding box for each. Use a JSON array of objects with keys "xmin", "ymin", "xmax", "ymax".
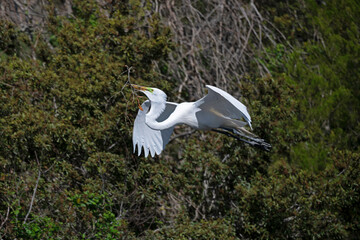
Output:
[
  {"xmin": 132, "ymin": 84, "xmax": 270, "ymax": 157},
  {"xmin": 167, "ymin": 102, "xmax": 201, "ymax": 128}
]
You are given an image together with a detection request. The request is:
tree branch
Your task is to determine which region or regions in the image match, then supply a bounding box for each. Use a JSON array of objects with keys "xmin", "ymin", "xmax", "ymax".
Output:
[{"xmin": 23, "ymin": 152, "xmax": 41, "ymax": 224}]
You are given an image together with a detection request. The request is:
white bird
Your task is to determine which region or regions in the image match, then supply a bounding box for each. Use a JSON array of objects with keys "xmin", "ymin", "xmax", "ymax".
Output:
[{"xmin": 132, "ymin": 84, "xmax": 271, "ymax": 157}]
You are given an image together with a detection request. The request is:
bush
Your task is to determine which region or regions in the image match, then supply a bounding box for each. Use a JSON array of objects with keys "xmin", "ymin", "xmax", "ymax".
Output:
[{"xmin": 0, "ymin": 0, "xmax": 359, "ymax": 239}]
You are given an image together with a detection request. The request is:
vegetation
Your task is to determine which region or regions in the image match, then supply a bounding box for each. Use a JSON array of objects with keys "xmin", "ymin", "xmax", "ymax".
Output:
[{"xmin": 0, "ymin": 0, "xmax": 359, "ymax": 239}]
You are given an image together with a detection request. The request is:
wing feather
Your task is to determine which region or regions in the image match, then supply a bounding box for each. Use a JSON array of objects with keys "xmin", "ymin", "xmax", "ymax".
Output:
[
  {"xmin": 195, "ymin": 85, "xmax": 252, "ymax": 129},
  {"xmin": 133, "ymin": 100, "xmax": 177, "ymax": 157}
]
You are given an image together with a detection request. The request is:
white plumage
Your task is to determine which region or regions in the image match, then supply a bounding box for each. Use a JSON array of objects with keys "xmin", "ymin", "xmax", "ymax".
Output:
[{"xmin": 132, "ymin": 84, "xmax": 270, "ymax": 157}]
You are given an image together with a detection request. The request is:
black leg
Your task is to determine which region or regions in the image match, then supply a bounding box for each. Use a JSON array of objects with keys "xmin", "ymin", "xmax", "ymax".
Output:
[{"xmin": 212, "ymin": 128, "xmax": 272, "ymax": 152}]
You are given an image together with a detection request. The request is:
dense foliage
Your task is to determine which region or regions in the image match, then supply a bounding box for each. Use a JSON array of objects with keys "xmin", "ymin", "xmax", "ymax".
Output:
[
  {"xmin": 262, "ymin": 0, "xmax": 360, "ymax": 171},
  {"xmin": 0, "ymin": 0, "xmax": 359, "ymax": 239}
]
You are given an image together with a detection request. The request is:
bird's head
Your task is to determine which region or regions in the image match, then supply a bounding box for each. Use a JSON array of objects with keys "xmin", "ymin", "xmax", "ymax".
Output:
[{"xmin": 131, "ymin": 84, "xmax": 167, "ymax": 103}]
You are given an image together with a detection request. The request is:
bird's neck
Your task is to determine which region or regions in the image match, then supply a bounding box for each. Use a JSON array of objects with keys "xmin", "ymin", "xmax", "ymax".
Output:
[{"xmin": 146, "ymin": 101, "xmax": 173, "ymax": 130}]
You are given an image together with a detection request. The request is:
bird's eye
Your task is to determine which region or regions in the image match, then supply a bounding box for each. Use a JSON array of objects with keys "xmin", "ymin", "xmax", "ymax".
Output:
[{"xmin": 147, "ymin": 88, "xmax": 154, "ymax": 93}]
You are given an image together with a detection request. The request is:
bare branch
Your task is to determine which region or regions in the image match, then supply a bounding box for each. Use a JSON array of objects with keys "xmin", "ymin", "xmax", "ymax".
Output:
[
  {"xmin": 23, "ymin": 151, "xmax": 41, "ymax": 225},
  {"xmin": 0, "ymin": 206, "xmax": 10, "ymax": 232},
  {"xmin": 152, "ymin": 0, "xmax": 282, "ymax": 101}
]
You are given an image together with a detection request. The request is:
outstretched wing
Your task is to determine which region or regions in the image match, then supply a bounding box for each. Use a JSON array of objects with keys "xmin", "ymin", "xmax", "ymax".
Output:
[
  {"xmin": 133, "ymin": 100, "xmax": 178, "ymax": 157},
  {"xmin": 195, "ymin": 85, "xmax": 252, "ymax": 129}
]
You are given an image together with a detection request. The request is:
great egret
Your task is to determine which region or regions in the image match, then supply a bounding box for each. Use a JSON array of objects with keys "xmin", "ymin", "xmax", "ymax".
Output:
[{"xmin": 132, "ymin": 84, "xmax": 271, "ymax": 157}]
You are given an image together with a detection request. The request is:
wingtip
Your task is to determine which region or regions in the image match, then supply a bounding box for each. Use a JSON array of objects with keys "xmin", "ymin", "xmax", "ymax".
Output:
[
  {"xmin": 149, "ymin": 147, "xmax": 155, "ymax": 158},
  {"xmin": 205, "ymin": 85, "xmax": 215, "ymax": 91},
  {"xmin": 137, "ymin": 144, "xmax": 142, "ymax": 157},
  {"xmin": 144, "ymin": 148, "xmax": 149, "ymax": 158}
]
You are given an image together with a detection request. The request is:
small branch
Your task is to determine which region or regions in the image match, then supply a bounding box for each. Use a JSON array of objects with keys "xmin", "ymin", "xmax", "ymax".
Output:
[
  {"xmin": 53, "ymin": 96, "xmax": 58, "ymax": 117},
  {"xmin": 0, "ymin": 206, "xmax": 10, "ymax": 231},
  {"xmin": 169, "ymin": 129, "xmax": 196, "ymax": 142},
  {"xmin": 0, "ymin": 81, "xmax": 15, "ymax": 88},
  {"xmin": 23, "ymin": 152, "xmax": 41, "ymax": 224},
  {"xmin": 221, "ymin": 154, "xmax": 230, "ymax": 163},
  {"xmin": 107, "ymin": 142, "xmax": 117, "ymax": 150},
  {"xmin": 120, "ymin": 66, "xmax": 133, "ymax": 93},
  {"xmin": 107, "ymin": 67, "xmax": 131, "ymax": 102}
]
